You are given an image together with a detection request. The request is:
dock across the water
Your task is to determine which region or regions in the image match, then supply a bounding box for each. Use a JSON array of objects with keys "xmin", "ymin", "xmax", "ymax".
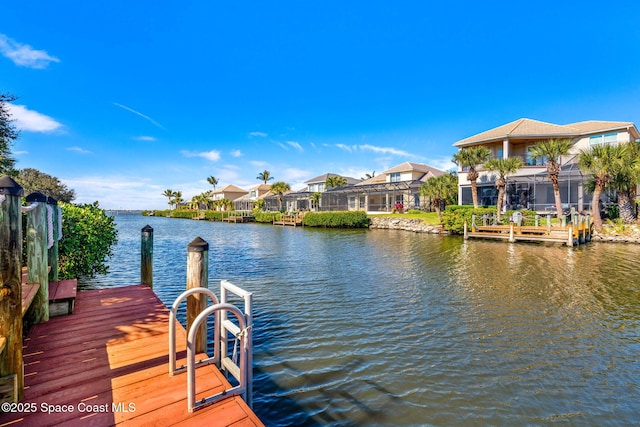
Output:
[{"xmin": 464, "ymin": 212, "xmax": 593, "ymax": 246}]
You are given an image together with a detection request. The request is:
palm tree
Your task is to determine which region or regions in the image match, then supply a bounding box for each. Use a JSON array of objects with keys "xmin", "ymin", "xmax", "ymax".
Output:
[
  {"xmin": 270, "ymin": 181, "xmax": 291, "ymax": 212},
  {"xmin": 170, "ymin": 190, "xmax": 183, "ymax": 210},
  {"xmin": 207, "ymin": 176, "xmax": 219, "ymax": 191},
  {"xmin": 162, "ymin": 189, "xmax": 175, "ymax": 209},
  {"xmin": 528, "ymin": 139, "xmax": 572, "ymax": 219},
  {"xmin": 309, "ymin": 192, "xmax": 321, "ymax": 211},
  {"xmin": 609, "ymin": 141, "xmax": 640, "ymax": 224},
  {"xmin": 257, "ymin": 170, "xmax": 274, "ymax": 184},
  {"xmin": 578, "ymin": 143, "xmax": 628, "ymax": 231},
  {"xmin": 485, "ymin": 157, "xmax": 523, "ymax": 221},
  {"xmin": 325, "ymin": 175, "xmax": 348, "ymax": 190},
  {"xmin": 452, "ymin": 146, "xmax": 491, "ymax": 208},
  {"xmin": 419, "ymin": 173, "xmax": 458, "ymax": 222},
  {"xmin": 361, "ymin": 171, "xmax": 376, "ymax": 180}
]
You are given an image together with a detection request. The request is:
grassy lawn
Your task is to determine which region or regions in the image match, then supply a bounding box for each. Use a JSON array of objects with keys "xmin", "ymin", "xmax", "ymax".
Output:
[{"xmin": 369, "ymin": 212, "xmax": 441, "ymax": 226}]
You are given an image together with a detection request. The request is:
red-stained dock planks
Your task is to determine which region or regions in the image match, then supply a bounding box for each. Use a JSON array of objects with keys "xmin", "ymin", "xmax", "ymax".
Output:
[{"xmin": 0, "ymin": 284, "xmax": 263, "ymax": 427}]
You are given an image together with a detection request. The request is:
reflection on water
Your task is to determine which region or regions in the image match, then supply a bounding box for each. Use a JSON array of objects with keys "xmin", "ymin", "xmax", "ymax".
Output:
[{"xmin": 83, "ymin": 215, "xmax": 640, "ymax": 426}]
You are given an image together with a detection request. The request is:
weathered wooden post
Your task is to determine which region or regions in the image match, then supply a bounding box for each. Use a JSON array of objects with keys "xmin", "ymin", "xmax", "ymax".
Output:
[
  {"xmin": 47, "ymin": 197, "xmax": 59, "ymax": 282},
  {"xmin": 509, "ymin": 222, "xmax": 515, "ymax": 243},
  {"xmin": 187, "ymin": 237, "xmax": 209, "ymax": 354},
  {"xmin": 141, "ymin": 225, "xmax": 153, "ymax": 288},
  {"xmin": 463, "ymin": 221, "xmax": 468, "ymax": 240},
  {"xmin": 25, "ymin": 192, "xmax": 49, "ymax": 324},
  {"xmin": 0, "ymin": 176, "xmax": 24, "ymax": 403}
]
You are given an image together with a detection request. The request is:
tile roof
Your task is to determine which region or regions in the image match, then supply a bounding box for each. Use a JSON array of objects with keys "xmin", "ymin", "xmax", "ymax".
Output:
[
  {"xmin": 212, "ymin": 184, "xmax": 248, "ymax": 194},
  {"xmin": 453, "ymin": 118, "xmax": 639, "ymax": 147},
  {"xmin": 382, "ymin": 161, "xmax": 445, "ymax": 176}
]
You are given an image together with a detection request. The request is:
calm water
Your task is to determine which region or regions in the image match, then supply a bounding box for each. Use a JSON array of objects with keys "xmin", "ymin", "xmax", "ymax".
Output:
[{"xmin": 81, "ymin": 214, "xmax": 640, "ymax": 426}]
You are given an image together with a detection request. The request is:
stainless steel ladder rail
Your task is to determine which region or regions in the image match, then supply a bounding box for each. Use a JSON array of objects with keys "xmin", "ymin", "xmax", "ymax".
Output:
[
  {"xmin": 220, "ymin": 279, "xmax": 254, "ymax": 408},
  {"xmin": 187, "ymin": 303, "xmax": 249, "ymax": 412},
  {"xmin": 169, "ymin": 288, "xmax": 220, "ymax": 375}
]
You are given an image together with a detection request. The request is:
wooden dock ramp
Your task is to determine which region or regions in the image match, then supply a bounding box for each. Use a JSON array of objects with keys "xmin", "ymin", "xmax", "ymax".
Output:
[{"xmin": 0, "ymin": 284, "xmax": 263, "ymax": 427}]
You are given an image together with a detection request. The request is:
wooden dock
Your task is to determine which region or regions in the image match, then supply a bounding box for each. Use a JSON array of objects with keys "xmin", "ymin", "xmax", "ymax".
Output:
[
  {"xmin": 464, "ymin": 214, "xmax": 592, "ymax": 246},
  {"xmin": 273, "ymin": 213, "xmax": 304, "ymax": 227},
  {"xmin": 0, "ymin": 284, "xmax": 263, "ymax": 427},
  {"xmin": 221, "ymin": 211, "xmax": 255, "ymax": 223}
]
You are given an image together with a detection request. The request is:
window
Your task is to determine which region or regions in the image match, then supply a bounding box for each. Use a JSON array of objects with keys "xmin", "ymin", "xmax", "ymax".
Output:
[
  {"xmin": 525, "ymin": 146, "xmax": 545, "ymax": 166},
  {"xmin": 590, "ymin": 133, "xmax": 618, "ymax": 146},
  {"xmin": 389, "ymin": 173, "xmax": 401, "ymax": 182}
]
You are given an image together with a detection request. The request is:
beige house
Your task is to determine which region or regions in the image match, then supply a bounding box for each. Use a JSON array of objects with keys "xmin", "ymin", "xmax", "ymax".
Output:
[
  {"xmin": 210, "ymin": 184, "xmax": 249, "ymax": 205},
  {"xmin": 234, "ymin": 184, "xmax": 272, "ymax": 210},
  {"xmin": 453, "ymin": 118, "xmax": 640, "ymax": 212}
]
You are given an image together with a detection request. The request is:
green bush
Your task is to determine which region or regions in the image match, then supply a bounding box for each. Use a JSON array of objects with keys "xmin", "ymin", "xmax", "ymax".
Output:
[
  {"xmin": 302, "ymin": 211, "xmax": 369, "ymax": 228},
  {"xmin": 254, "ymin": 212, "xmax": 281, "ymax": 223},
  {"xmin": 59, "ymin": 202, "xmax": 118, "ymax": 279},
  {"xmin": 169, "ymin": 209, "xmax": 198, "ymax": 219},
  {"xmin": 205, "ymin": 210, "xmax": 227, "ymax": 221},
  {"xmin": 441, "ymin": 206, "xmax": 495, "ymax": 234},
  {"xmin": 407, "ymin": 209, "xmax": 423, "ymax": 214}
]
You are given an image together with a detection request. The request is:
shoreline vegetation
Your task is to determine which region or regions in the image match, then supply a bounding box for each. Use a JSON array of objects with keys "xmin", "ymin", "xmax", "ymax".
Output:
[{"xmin": 140, "ymin": 207, "xmax": 640, "ymax": 243}]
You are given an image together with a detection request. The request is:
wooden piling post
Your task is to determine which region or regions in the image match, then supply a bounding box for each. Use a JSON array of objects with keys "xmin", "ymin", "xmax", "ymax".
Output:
[
  {"xmin": 25, "ymin": 192, "xmax": 49, "ymax": 324},
  {"xmin": 0, "ymin": 176, "xmax": 24, "ymax": 403},
  {"xmin": 463, "ymin": 221, "xmax": 468, "ymax": 240},
  {"xmin": 187, "ymin": 237, "xmax": 209, "ymax": 354},
  {"xmin": 141, "ymin": 225, "xmax": 153, "ymax": 288},
  {"xmin": 47, "ymin": 197, "xmax": 59, "ymax": 282},
  {"xmin": 509, "ymin": 222, "xmax": 515, "ymax": 242}
]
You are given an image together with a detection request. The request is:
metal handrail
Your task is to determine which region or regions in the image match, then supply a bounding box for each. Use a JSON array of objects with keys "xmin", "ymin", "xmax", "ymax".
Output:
[
  {"xmin": 169, "ymin": 288, "xmax": 220, "ymax": 375},
  {"xmin": 187, "ymin": 303, "xmax": 248, "ymax": 412},
  {"xmin": 220, "ymin": 280, "xmax": 253, "ymax": 408}
]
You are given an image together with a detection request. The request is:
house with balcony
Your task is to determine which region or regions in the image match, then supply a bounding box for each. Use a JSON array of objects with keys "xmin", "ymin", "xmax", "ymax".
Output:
[
  {"xmin": 210, "ymin": 184, "xmax": 249, "ymax": 210},
  {"xmin": 234, "ymin": 183, "xmax": 272, "ymax": 211},
  {"xmin": 453, "ymin": 118, "xmax": 640, "ymax": 212}
]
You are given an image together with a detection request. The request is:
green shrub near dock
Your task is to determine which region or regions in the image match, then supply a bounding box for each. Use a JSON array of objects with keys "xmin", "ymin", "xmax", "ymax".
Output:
[
  {"xmin": 254, "ymin": 212, "xmax": 281, "ymax": 223},
  {"xmin": 441, "ymin": 205, "xmax": 494, "ymax": 234},
  {"xmin": 302, "ymin": 211, "xmax": 369, "ymax": 228}
]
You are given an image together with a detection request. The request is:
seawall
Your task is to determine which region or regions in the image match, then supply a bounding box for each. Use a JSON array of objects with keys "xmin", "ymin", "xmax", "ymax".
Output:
[{"xmin": 369, "ymin": 217, "xmax": 446, "ymax": 234}]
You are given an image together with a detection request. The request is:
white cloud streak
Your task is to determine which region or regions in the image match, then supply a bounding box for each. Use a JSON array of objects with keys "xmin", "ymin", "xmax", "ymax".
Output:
[
  {"xmin": 66, "ymin": 146, "xmax": 91, "ymax": 154},
  {"xmin": 286, "ymin": 141, "xmax": 303, "ymax": 152},
  {"xmin": 134, "ymin": 136, "xmax": 157, "ymax": 141},
  {"xmin": 113, "ymin": 102, "xmax": 165, "ymax": 129},
  {"xmin": 181, "ymin": 149, "xmax": 221, "ymax": 162},
  {"xmin": 230, "ymin": 149, "xmax": 242, "ymax": 157},
  {"xmin": 335, "ymin": 143, "xmax": 413, "ymax": 157},
  {"xmin": 7, "ymin": 104, "xmax": 62, "ymax": 132},
  {"xmin": 0, "ymin": 34, "xmax": 60, "ymax": 69},
  {"xmin": 249, "ymin": 131, "xmax": 267, "ymax": 137}
]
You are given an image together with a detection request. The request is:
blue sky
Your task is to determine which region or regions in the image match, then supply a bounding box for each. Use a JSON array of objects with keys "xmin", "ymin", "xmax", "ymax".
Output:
[{"xmin": 3, "ymin": 1, "xmax": 640, "ymax": 209}]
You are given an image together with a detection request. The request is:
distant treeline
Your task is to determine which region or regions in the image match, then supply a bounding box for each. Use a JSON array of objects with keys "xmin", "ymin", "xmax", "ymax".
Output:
[{"xmin": 142, "ymin": 210, "xmax": 370, "ymax": 228}]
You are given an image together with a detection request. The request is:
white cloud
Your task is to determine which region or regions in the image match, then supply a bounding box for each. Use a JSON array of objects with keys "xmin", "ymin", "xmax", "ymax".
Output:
[
  {"xmin": 62, "ymin": 175, "xmax": 165, "ymax": 209},
  {"xmin": 429, "ymin": 156, "xmax": 457, "ymax": 172},
  {"xmin": 113, "ymin": 102, "xmax": 165, "ymax": 130},
  {"xmin": 0, "ymin": 34, "xmax": 60, "ymax": 69},
  {"xmin": 66, "ymin": 146, "xmax": 91, "ymax": 154},
  {"xmin": 230, "ymin": 149, "xmax": 242, "ymax": 157},
  {"xmin": 134, "ymin": 136, "xmax": 157, "ymax": 141},
  {"xmin": 359, "ymin": 144, "xmax": 412, "ymax": 157},
  {"xmin": 7, "ymin": 104, "xmax": 62, "ymax": 132},
  {"xmin": 286, "ymin": 141, "xmax": 303, "ymax": 152},
  {"xmin": 249, "ymin": 160, "xmax": 269, "ymax": 168},
  {"xmin": 249, "ymin": 131, "xmax": 267, "ymax": 137},
  {"xmin": 181, "ymin": 149, "xmax": 221, "ymax": 162},
  {"xmin": 336, "ymin": 144, "xmax": 355, "ymax": 152}
]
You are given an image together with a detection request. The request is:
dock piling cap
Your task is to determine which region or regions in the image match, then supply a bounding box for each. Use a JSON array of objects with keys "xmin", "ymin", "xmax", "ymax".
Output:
[
  {"xmin": 0, "ymin": 176, "xmax": 24, "ymax": 197},
  {"xmin": 25, "ymin": 191, "xmax": 48, "ymax": 203},
  {"xmin": 188, "ymin": 236, "xmax": 209, "ymax": 252},
  {"xmin": 142, "ymin": 224, "xmax": 154, "ymax": 232}
]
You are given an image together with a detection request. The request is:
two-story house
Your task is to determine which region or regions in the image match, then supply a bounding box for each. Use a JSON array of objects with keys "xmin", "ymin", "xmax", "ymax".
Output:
[{"xmin": 453, "ymin": 118, "xmax": 640, "ymax": 212}]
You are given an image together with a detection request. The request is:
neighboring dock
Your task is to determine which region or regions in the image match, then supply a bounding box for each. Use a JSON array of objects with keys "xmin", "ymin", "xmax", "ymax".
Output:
[
  {"xmin": 0, "ymin": 284, "xmax": 263, "ymax": 427},
  {"xmin": 464, "ymin": 211, "xmax": 592, "ymax": 246},
  {"xmin": 221, "ymin": 211, "xmax": 255, "ymax": 223},
  {"xmin": 273, "ymin": 212, "xmax": 304, "ymax": 227}
]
